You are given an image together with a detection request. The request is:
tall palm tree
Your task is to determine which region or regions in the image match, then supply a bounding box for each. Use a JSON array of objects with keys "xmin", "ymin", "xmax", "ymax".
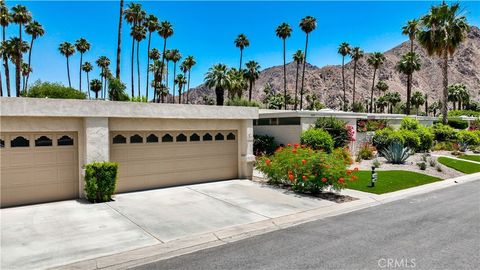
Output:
[
  {"xmin": 157, "ymin": 21, "xmax": 173, "ymax": 102},
  {"xmin": 204, "ymin": 63, "xmax": 230, "ymax": 106},
  {"xmin": 180, "ymin": 61, "xmax": 188, "ymax": 103},
  {"xmin": 144, "ymin": 14, "xmax": 159, "ymax": 100},
  {"xmin": 411, "ymin": 91, "xmax": 425, "ymax": 115},
  {"xmin": 96, "ymin": 56, "xmax": 110, "ymax": 99},
  {"xmin": 75, "ymin": 38, "xmax": 90, "ymax": 92},
  {"xmin": 395, "ymin": 52, "xmax": 421, "ymax": 115},
  {"xmin": 131, "ymin": 24, "xmax": 146, "ymax": 97},
  {"xmin": 338, "ymin": 42, "xmax": 351, "ymax": 111},
  {"xmin": 349, "ymin": 47, "xmax": 364, "ymax": 108},
  {"xmin": 58, "ymin": 42, "xmax": 75, "ymax": 88},
  {"xmin": 148, "ymin": 48, "xmax": 161, "ymax": 101},
  {"xmin": 11, "ymin": 4, "xmax": 31, "ymax": 54},
  {"xmin": 82, "ymin": 62, "xmax": 93, "ymax": 98},
  {"xmin": 8, "ymin": 37, "xmax": 29, "ymax": 96},
  {"xmin": 21, "ymin": 62, "xmax": 30, "ymax": 91},
  {"xmin": 227, "ymin": 68, "xmax": 247, "ymax": 99},
  {"xmin": 115, "ymin": 0, "xmax": 124, "ymax": 79},
  {"xmin": 90, "ymin": 78, "xmax": 102, "ymax": 99},
  {"xmin": 244, "ymin": 60, "xmax": 260, "ymax": 102},
  {"xmin": 170, "ymin": 49, "xmax": 181, "ymax": 103},
  {"xmin": 124, "ymin": 3, "xmax": 145, "ymax": 97},
  {"xmin": 24, "ymin": 20, "xmax": 44, "ymax": 92},
  {"xmin": 292, "ymin": 50, "xmax": 304, "ymax": 110},
  {"xmin": 164, "ymin": 49, "xmax": 172, "ymax": 90},
  {"xmin": 402, "ymin": 19, "xmax": 419, "ymax": 53},
  {"xmin": 234, "ymin": 34, "xmax": 249, "ymax": 70},
  {"xmin": 299, "ymin": 16, "xmax": 317, "ymax": 110},
  {"xmin": 175, "ymin": 74, "xmax": 187, "ymax": 104},
  {"xmin": 366, "ymin": 52, "xmax": 386, "ymax": 112},
  {"xmin": 275, "ymin": 22, "xmax": 292, "ymax": 109},
  {"xmin": 0, "ymin": 42, "xmax": 3, "ymax": 96},
  {"xmin": 417, "ymin": 2, "xmax": 470, "ymax": 124},
  {"xmin": 183, "ymin": 55, "xmax": 196, "ymax": 104},
  {"xmin": 1, "ymin": 2, "xmax": 11, "ymax": 96}
]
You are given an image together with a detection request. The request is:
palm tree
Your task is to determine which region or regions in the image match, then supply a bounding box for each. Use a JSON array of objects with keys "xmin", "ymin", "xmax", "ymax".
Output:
[
  {"xmin": 164, "ymin": 49, "xmax": 173, "ymax": 90},
  {"xmin": 100, "ymin": 68, "xmax": 112, "ymax": 99},
  {"xmin": 385, "ymin": 92, "xmax": 401, "ymax": 114},
  {"xmin": 157, "ymin": 21, "xmax": 174, "ymax": 102},
  {"xmin": 11, "ymin": 4, "xmax": 31, "ymax": 52},
  {"xmin": 204, "ymin": 63, "xmax": 230, "ymax": 106},
  {"xmin": 1, "ymin": 2, "xmax": 12, "ymax": 96},
  {"xmin": 411, "ymin": 91, "xmax": 425, "ymax": 115},
  {"xmin": 366, "ymin": 52, "xmax": 386, "ymax": 112},
  {"xmin": 8, "ymin": 37, "xmax": 29, "ymax": 96},
  {"xmin": 82, "ymin": 62, "xmax": 93, "ymax": 98},
  {"xmin": 395, "ymin": 52, "xmax": 421, "ymax": 115},
  {"xmin": 244, "ymin": 60, "xmax": 260, "ymax": 102},
  {"xmin": 90, "ymin": 78, "xmax": 102, "ymax": 99},
  {"xmin": 148, "ymin": 48, "xmax": 161, "ymax": 101},
  {"xmin": 131, "ymin": 24, "xmax": 146, "ymax": 97},
  {"xmin": 417, "ymin": 2, "xmax": 470, "ymax": 124},
  {"xmin": 21, "ymin": 62, "xmax": 31, "ymax": 92},
  {"xmin": 0, "ymin": 42, "xmax": 3, "ymax": 96},
  {"xmin": 292, "ymin": 50, "xmax": 304, "ymax": 110},
  {"xmin": 276, "ymin": 22, "xmax": 292, "ymax": 109},
  {"xmin": 183, "ymin": 55, "xmax": 196, "ymax": 104},
  {"xmin": 115, "ymin": 0, "xmax": 124, "ymax": 79},
  {"xmin": 174, "ymin": 74, "xmax": 187, "ymax": 104},
  {"xmin": 349, "ymin": 47, "xmax": 364, "ymax": 108},
  {"xmin": 299, "ymin": 16, "xmax": 317, "ymax": 110},
  {"xmin": 376, "ymin": 95, "xmax": 388, "ymax": 113},
  {"xmin": 170, "ymin": 49, "xmax": 181, "ymax": 103},
  {"xmin": 402, "ymin": 19, "xmax": 419, "ymax": 53},
  {"xmin": 58, "ymin": 42, "xmax": 75, "ymax": 88},
  {"xmin": 234, "ymin": 34, "xmax": 249, "ymax": 70},
  {"xmin": 23, "ymin": 21, "xmax": 44, "ymax": 92},
  {"xmin": 144, "ymin": 14, "xmax": 159, "ymax": 100},
  {"xmin": 338, "ymin": 42, "xmax": 351, "ymax": 111},
  {"xmin": 124, "ymin": 3, "xmax": 145, "ymax": 97},
  {"xmin": 227, "ymin": 68, "xmax": 247, "ymax": 99},
  {"xmin": 95, "ymin": 56, "xmax": 111, "ymax": 99},
  {"xmin": 75, "ymin": 38, "xmax": 90, "ymax": 92}
]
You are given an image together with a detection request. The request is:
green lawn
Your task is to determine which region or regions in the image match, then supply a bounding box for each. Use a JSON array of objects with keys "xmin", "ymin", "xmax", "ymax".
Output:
[
  {"xmin": 438, "ymin": 157, "xmax": 480, "ymax": 174},
  {"xmin": 346, "ymin": 170, "xmax": 441, "ymax": 194},
  {"xmin": 458, "ymin": 155, "xmax": 480, "ymax": 163}
]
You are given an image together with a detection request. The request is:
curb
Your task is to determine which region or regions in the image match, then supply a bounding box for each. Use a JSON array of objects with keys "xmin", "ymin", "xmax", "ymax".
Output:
[{"xmin": 52, "ymin": 173, "xmax": 480, "ymax": 270}]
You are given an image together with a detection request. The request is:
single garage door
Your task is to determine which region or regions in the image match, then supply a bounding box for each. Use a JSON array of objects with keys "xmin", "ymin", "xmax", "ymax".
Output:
[
  {"xmin": 0, "ymin": 132, "xmax": 79, "ymax": 208},
  {"xmin": 110, "ymin": 130, "xmax": 238, "ymax": 193}
]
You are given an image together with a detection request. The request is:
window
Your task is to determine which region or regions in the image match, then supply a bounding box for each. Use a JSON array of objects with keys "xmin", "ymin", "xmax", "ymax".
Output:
[
  {"xmin": 146, "ymin": 134, "xmax": 159, "ymax": 143},
  {"xmin": 0, "ymin": 139, "xmax": 4, "ymax": 148},
  {"xmin": 203, "ymin": 133, "xmax": 212, "ymax": 141},
  {"xmin": 257, "ymin": 119, "xmax": 270, "ymax": 126},
  {"xmin": 190, "ymin": 133, "xmax": 200, "ymax": 142},
  {"xmin": 176, "ymin": 134, "xmax": 187, "ymax": 142},
  {"xmin": 278, "ymin": 117, "xmax": 301, "ymax": 125},
  {"xmin": 11, "ymin": 136, "xmax": 29, "ymax": 147},
  {"xmin": 130, "ymin": 134, "xmax": 143, "ymax": 144},
  {"xmin": 58, "ymin": 135, "xmax": 74, "ymax": 146},
  {"xmin": 162, "ymin": 134, "xmax": 173, "ymax": 142},
  {"xmin": 35, "ymin": 136, "xmax": 53, "ymax": 147},
  {"xmin": 226, "ymin": 133, "xmax": 236, "ymax": 141},
  {"xmin": 215, "ymin": 133, "xmax": 224, "ymax": 141},
  {"xmin": 112, "ymin": 134, "xmax": 126, "ymax": 144}
]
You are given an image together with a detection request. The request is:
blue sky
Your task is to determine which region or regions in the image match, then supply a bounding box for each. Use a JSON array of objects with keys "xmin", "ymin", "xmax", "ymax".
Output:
[{"xmin": 5, "ymin": 1, "xmax": 480, "ymax": 97}]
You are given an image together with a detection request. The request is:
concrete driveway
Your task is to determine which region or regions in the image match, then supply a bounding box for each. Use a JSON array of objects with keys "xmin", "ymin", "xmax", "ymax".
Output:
[{"xmin": 1, "ymin": 180, "xmax": 334, "ymax": 269}]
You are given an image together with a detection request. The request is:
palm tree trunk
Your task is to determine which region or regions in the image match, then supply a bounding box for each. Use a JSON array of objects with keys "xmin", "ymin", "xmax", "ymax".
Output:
[
  {"xmin": 86, "ymin": 72, "xmax": 90, "ymax": 99},
  {"xmin": 370, "ymin": 68, "xmax": 376, "ymax": 113},
  {"xmin": 300, "ymin": 33, "xmax": 309, "ymax": 110},
  {"xmin": 145, "ymin": 32, "xmax": 151, "ymax": 101},
  {"xmin": 294, "ymin": 62, "xmax": 300, "ymax": 110},
  {"xmin": 3, "ymin": 26, "xmax": 10, "ymax": 97},
  {"xmin": 239, "ymin": 49, "xmax": 243, "ymax": 70},
  {"xmin": 341, "ymin": 56, "xmax": 346, "ymax": 111},
  {"xmin": 406, "ymin": 74, "xmax": 411, "ymax": 115},
  {"xmin": 216, "ymin": 87, "xmax": 224, "ymax": 106},
  {"xmin": 248, "ymin": 80, "xmax": 253, "ymax": 101},
  {"xmin": 157, "ymin": 38, "xmax": 167, "ymax": 103},
  {"xmin": 352, "ymin": 60, "xmax": 357, "ymax": 108},
  {"xmin": 178, "ymin": 84, "xmax": 182, "ymax": 104},
  {"xmin": 442, "ymin": 49, "xmax": 448, "ymax": 124},
  {"xmin": 282, "ymin": 38, "xmax": 287, "ymax": 110},
  {"xmin": 24, "ymin": 37, "xmax": 35, "ymax": 93},
  {"xmin": 172, "ymin": 62, "xmax": 176, "ymax": 103},
  {"xmin": 15, "ymin": 58, "xmax": 21, "ymax": 96},
  {"xmin": 115, "ymin": 0, "xmax": 124, "ymax": 79},
  {"xmin": 136, "ymin": 41, "xmax": 141, "ymax": 98},
  {"xmin": 186, "ymin": 69, "xmax": 191, "ymax": 104},
  {"xmin": 79, "ymin": 52, "xmax": 83, "ymax": 92},
  {"xmin": 0, "ymin": 69, "xmax": 2, "ymax": 96},
  {"xmin": 130, "ymin": 36, "xmax": 135, "ymax": 97}
]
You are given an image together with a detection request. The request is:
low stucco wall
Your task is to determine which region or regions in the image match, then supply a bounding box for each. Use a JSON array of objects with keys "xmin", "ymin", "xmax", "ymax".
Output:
[{"xmin": 254, "ymin": 125, "xmax": 303, "ymax": 146}]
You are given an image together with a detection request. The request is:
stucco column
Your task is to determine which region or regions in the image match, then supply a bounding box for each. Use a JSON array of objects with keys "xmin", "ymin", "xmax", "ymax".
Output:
[
  {"xmin": 239, "ymin": 119, "xmax": 255, "ymax": 179},
  {"xmin": 84, "ymin": 117, "xmax": 110, "ymax": 164}
]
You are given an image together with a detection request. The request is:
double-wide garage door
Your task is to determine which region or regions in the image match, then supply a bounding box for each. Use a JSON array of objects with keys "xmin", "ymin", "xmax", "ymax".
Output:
[
  {"xmin": 111, "ymin": 130, "xmax": 238, "ymax": 193},
  {"xmin": 0, "ymin": 132, "xmax": 79, "ymax": 208}
]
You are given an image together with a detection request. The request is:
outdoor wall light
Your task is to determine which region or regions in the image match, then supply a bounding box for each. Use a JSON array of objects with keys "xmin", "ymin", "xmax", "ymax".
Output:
[{"xmin": 371, "ymin": 166, "xmax": 377, "ymax": 187}]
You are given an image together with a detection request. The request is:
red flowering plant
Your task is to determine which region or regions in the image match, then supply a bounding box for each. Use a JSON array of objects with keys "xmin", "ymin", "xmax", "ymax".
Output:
[{"xmin": 256, "ymin": 144, "xmax": 358, "ymax": 194}]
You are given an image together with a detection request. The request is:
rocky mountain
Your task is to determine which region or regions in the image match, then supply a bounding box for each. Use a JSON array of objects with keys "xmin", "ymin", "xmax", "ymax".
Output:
[{"xmin": 187, "ymin": 26, "xmax": 480, "ymax": 108}]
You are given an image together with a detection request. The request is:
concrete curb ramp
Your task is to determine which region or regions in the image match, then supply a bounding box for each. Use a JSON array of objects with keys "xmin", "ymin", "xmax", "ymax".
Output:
[{"xmin": 53, "ymin": 173, "xmax": 480, "ymax": 270}]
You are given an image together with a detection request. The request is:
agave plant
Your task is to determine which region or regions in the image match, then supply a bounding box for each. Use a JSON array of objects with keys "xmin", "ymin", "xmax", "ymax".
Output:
[{"xmin": 380, "ymin": 140, "xmax": 412, "ymax": 164}]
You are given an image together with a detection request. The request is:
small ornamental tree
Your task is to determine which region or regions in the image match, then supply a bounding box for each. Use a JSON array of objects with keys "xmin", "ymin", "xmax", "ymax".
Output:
[{"xmin": 84, "ymin": 162, "xmax": 118, "ymax": 203}]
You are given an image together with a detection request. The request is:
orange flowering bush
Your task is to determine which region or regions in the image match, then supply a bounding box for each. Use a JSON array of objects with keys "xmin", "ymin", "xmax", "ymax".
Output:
[{"xmin": 257, "ymin": 144, "xmax": 358, "ymax": 194}]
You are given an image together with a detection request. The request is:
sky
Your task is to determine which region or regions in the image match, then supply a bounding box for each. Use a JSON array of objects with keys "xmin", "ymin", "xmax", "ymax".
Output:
[{"xmin": 4, "ymin": 1, "xmax": 480, "ymax": 98}]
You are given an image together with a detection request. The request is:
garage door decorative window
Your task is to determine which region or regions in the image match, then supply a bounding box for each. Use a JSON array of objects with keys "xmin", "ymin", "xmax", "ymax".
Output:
[
  {"xmin": 147, "ymin": 134, "xmax": 158, "ymax": 143},
  {"xmin": 0, "ymin": 139, "xmax": 4, "ymax": 148},
  {"xmin": 113, "ymin": 134, "xmax": 126, "ymax": 144},
  {"xmin": 130, "ymin": 134, "xmax": 143, "ymax": 144},
  {"xmin": 190, "ymin": 133, "xmax": 200, "ymax": 142},
  {"xmin": 203, "ymin": 133, "xmax": 212, "ymax": 141},
  {"xmin": 176, "ymin": 134, "xmax": 187, "ymax": 142},
  {"xmin": 215, "ymin": 133, "xmax": 224, "ymax": 141},
  {"xmin": 227, "ymin": 133, "xmax": 236, "ymax": 141},
  {"xmin": 35, "ymin": 136, "xmax": 53, "ymax": 147},
  {"xmin": 58, "ymin": 135, "xmax": 74, "ymax": 146},
  {"xmin": 162, "ymin": 134, "xmax": 173, "ymax": 142},
  {"xmin": 11, "ymin": 136, "xmax": 29, "ymax": 147}
]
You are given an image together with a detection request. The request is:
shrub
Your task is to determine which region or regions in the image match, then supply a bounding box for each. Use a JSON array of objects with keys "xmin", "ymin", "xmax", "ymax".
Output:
[
  {"xmin": 225, "ymin": 97, "xmax": 262, "ymax": 107},
  {"xmin": 400, "ymin": 117, "xmax": 420, "ymax": 131},
  {"xmin": 397, "ymin": 129, "xmax": 420, "ymax": 151},
  {"xmin": 429, "ymin": 158, "xmax": 436, "ymax": 167},
  {"xmin": 372, "ymin": 128, "xmax": 395, "ymax": 151},
  {"xmin": 256, "ymin": 145, "xmax": 357, "ymax": 194},
  {"xmin": 314, "ymin": 117, "xmax": 353, "ymax": 148},
  {"xmin": 23, "ymin": 81, "xmax": 86, "ymax": 99},
  {"xmin": 458, "ymin": 130, "xmax": 480, "ymax": 148},
  {"xmin": 130, "ymin": 96, "xmax": 147, "ymax": 102},
  {"xmin": 433, "ymin": 141, "xmax": 456, "ymax": 151},
  {"xmin": 417, "ymin": 162, "xmax": 427, "ymax": 170},
  {"xmin": 357, "ymin": 119, "xmax": 388, "ymax": 132},
  {"xmin": 380, "ymin": 141, "xmax": 412, "ymax": 164},
  {"xmin": 84, "ymin": 162, "xmax": 118, "ymax": 203},
  {"xmin": 416, "ymin": 127, "xmax": 434, "ymax": 152},
  {"xmin": 357, "ymin": 143, "xmax": 375, "ymax": 160},
  {"xmin": 469, "ymin": 119, "xmax": 480, "ymax": 131},
  {"xmin": 253, "ymin": 135, "xmax": 278, "ymax": 156},
  {"xmin": 431, "ymin": 123, "xmax": 458, "ymax": 142},
  {"xmin": 300, "ymin": 128, "xmax": 334, "ymax": 153},
  {"xmin": 448, "ymin": 110, "xmax": 480, "ymax": 118}
]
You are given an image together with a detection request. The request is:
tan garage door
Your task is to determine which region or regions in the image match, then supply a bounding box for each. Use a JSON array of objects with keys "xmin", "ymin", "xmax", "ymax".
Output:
[
  {"xmin": 110, "ymin": 130, "xmax": 238, "ymax": 193},
  {"xmin": 0, "ymin": 133, "xmax": 79, "ymax": 208}
]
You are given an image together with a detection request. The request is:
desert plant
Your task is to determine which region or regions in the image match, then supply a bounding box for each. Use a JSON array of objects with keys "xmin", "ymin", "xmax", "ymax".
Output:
[
  {"xmin": 314, "ymin": 117, "xmax": 353, "ymax": 148},
  {"xmin": 400, "ymin": 117, "xmax": 420, "ymax": 130},
  {"xmin": 458, "ymin": 130, "xmax": 480, "ymax": 148},
  {"xmin": 433, "ymin": 141, "xmax": 456, "ymax": 151},
  {"xmin": 380, "ymin": 141, "xmax": 412, "ymax": 164},
  {"xmin": 357, "ymin": 143, "xmax": 375, "ymax": 160},
  {"xmin": 23, "ymin": 81, "xmax": 86, "ymax": 99},
  {"xmin": 84, "ymin": 161, "xmax": 118, "ymax": 203},
  {"xmin": 253, "ymin": 134, "xmax": 278, "ymax": 156},
  {"xmin": 429, "ymin": 158, "xmax": 437, "ymax": 167},
  {"xmin": 436, "ymin": 164, "xmax": 443, "ymax": 172},
  {"xmin": 300, "ymin": 128, "xmax": 334, "ymax": 153},
  {"xmin": 417, "ymin": 161, "xmax": 427, "ymax": 170},
  {"xmin": 458, "ymin": 141, "xmax": 468, "ymax": 152},
  {"xmin": 373, "ymin": 158, "xmax": 381, "ymax": 168}
]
